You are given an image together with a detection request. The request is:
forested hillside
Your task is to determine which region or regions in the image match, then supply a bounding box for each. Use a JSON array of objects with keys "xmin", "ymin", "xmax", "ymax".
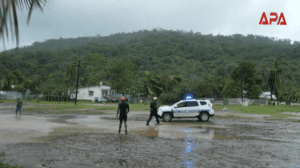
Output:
[{"xmin": 1, "ymin": 28, "xmax": 300, "ymax": 104}]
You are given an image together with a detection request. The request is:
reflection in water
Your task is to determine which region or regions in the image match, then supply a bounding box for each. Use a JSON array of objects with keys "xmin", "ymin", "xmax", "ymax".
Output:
[
  {"xmin": 0, "ymin": 115, "xmax": 68, "ymax": 143},
  {"xmin": 180, "ymin": 128, "xmax": 196, "ymax": 168},
  {"xmin": 157, "ymin": 125, "xmax": 214, "ymax": 139}
]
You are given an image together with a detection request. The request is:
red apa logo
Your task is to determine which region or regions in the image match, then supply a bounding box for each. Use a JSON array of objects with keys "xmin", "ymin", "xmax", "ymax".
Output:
[{"xmin": 259, "ymin": 12, "xmax": 287, "ymax": 25}]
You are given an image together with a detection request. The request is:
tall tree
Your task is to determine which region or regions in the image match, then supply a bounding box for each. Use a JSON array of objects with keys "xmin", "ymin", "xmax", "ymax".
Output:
[
  {"xmin": 221, "ymin": 74, "xmax": 241, "ymax": 98},
  {"xmin": 106, "ymin": 57, "xmax": 135, "ymax": 96},
  {"xmin": 268, "ymin": 55, "xmax": 289, "ymax": 101},
  {"xmin": 230, "ymin": 61, "xmax": 263, "ymax": 99}
]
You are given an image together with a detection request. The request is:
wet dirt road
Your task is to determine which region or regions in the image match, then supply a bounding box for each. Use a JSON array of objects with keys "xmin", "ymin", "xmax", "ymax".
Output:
[{"xmin": 1, "ymin": 104, "xmax": 300, "ymax": 168}]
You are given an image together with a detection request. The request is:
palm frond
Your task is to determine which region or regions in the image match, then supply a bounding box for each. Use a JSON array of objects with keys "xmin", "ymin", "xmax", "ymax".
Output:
[{"xmin": 0, "ymin": 0, "xmax": 50, "ymax": 47}]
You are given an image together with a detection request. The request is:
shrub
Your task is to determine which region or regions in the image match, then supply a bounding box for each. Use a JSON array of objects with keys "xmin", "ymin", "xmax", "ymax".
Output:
[{"xmin": 159, "ymin": 92, "xmax": 179, "ymax": 105}]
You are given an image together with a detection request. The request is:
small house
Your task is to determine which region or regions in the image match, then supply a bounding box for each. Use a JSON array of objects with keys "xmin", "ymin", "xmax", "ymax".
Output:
[{"xmin": 70, "ymin": 82, "xmax": 117, "ymax": 102}]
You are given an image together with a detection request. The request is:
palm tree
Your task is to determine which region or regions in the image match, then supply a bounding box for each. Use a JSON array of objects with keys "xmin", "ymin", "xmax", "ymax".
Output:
[
  {"xmin": 142, "ymin": 70, "xmax": 182, "ymax": 98},
  {"xmin": 142, "ymin": 71, "xmax": 162, "ymax": 97},
  {"xmin": 66, "ymin": 57, "xmax": 82, "ymax": 81},
  {"xmin": 0, "ymin": 0, "xmax": 50, "ymax": 49},
  {"xmin": 281, "ymin": 83, "xmax": 300, "ymax": 103},
  {"xmin": 161, "ymin": 73, "xmax": 181, "ymax": 93},
  {"xmin": 268, "ymin": 55, "xmax": 289, "ymax": 102}
]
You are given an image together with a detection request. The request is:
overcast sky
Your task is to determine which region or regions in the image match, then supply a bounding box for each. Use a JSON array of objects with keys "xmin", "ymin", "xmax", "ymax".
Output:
[{"xmin": 0, "ymin": 0, "xmax": 299, "ymax": 52}]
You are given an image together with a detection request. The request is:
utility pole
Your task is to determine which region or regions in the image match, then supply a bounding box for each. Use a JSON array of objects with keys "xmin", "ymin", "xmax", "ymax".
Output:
[
  {"xmin": 240, "ymin": 66, "xmax": 243, "ymax": 102},
  {"xmin": 75, "ymin": 61, "xmax": 80, "ymax": 105}
]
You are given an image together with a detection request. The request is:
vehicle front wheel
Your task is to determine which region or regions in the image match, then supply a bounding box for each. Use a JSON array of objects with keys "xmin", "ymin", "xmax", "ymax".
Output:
[
  {"xmin": 163, "ymin": 113, "xmax": 172, "ymax": 122},
  {"xmin": 199, "ymin": 112, "xmax": 210, "ymax": 122}
]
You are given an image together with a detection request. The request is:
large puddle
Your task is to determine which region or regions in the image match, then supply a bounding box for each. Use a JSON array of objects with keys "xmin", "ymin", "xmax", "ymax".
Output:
[
  {"xmin": 0, "ymin": 114, "xmax": 69, "ymax": 143},
  {"xmin": 2, "ymin": 112, "xmax": 300, "ymax": 167}
]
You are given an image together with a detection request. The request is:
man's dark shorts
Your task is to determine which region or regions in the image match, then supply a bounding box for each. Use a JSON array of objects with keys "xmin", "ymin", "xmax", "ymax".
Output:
[
  {"xmin": 16, "ymin": 107, "xmax": 22, "ymax": 112},
  {"xmin": 119, "ymin": 114, "xmax": 127, "ymax": 123}
]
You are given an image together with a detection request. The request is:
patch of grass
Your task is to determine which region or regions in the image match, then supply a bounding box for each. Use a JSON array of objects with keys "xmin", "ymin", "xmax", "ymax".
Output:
[
  {"xmin": 130, "ymin": 102, "xmax": 151, "ymax": 111},
  {"xmin": 18, "ymin": 101, "xmax": 152, "ymax": 114},
  {"xmin": 226, "ymin": 105, "xmax": 300, "ymax": 114},
  {"xmin": 0, "ymin": 152, "xmax": 27, "ymax": 168},
  {"xmin": 217, "ymin": 104, "xmax": 300, "ymax": 120},
  {"xmin": 0, "ymin": 99, "xmax": 105, "ymax": 105},
  {"xmin": 213, "ymin": 105, "xmax": 225, "ymax": 111},
  {"xmin": 22, "ymin": 103, "xmax": 116, "ymax": 114}
]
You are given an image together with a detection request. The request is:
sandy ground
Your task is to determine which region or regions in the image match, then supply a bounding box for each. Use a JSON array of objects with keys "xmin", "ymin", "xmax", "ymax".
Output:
[{"xmin": 1, "ymin": 103, "xmax": 300, "ymax": 168}]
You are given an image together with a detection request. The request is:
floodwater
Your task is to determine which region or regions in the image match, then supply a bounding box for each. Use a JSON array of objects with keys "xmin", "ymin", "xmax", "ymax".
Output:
[{"xmin": 1, "ymin": 104, "xmax": 300, "ymax": 167}]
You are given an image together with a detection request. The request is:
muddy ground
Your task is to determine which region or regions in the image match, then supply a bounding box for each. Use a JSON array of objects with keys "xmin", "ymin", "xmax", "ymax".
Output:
[{"xmin": 1, "ymin": 103, "xmax": 300, "ymax": 168}]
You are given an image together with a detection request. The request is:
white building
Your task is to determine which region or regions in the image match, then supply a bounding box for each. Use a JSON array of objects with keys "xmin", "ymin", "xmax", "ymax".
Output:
[
  {"xmin": 259, "ymin": 92, "xmax": 277, "ymax": 100},
  {"xmin": 70, "ymin": 82, "xmax": 116, "ymax": 102}
]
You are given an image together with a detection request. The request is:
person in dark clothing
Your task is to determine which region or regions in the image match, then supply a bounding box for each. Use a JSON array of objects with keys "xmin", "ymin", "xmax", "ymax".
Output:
[
  {"xmin": 16, "ymin": 98, "xmax": 23, "ymax": 116},
  {"xmin": 117, "ymin": 97, "xmax": 130, "ymax": 134},
  {"xmin": 146, "ymin": 97, "xmax": 160, "ymax": 126}
]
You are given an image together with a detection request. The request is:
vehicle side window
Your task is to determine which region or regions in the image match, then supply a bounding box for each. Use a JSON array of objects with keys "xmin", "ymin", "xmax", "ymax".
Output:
[
  {"xmin": 187, "ymin": 101, "xmax": 199, "ymax": 107},
  {"xmin": 200, "ymin": 101, "xmax": 207, "ymax": 105},
  {"xmin": 177, "ymin": 102, "xmax": 186, "ymax": 107}
]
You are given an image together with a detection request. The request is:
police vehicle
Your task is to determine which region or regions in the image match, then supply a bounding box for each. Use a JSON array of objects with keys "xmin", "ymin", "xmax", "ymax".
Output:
[{"xmin": 157, "ymin": 95, "xmax": 215, "ymax": 122}]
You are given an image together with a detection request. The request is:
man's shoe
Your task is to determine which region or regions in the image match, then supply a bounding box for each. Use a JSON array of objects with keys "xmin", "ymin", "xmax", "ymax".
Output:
[
  {"xmin": 118, "ymin": 130, "xmax": 121, "ymax": 134},
  {"xmin": 146, "ymin": 124, "xmax": 149, "ymax": 126},
  {"xmin": 155, "ymin": 123, "xmax": 159, "ymax": 125},
  {"xmin": 125, "ymin": 131, "xmax": 128, "ymax": 134}
]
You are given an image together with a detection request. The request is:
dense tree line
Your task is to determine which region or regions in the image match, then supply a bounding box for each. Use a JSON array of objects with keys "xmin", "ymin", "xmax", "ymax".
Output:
[{"xmin": 0, "ymin": 28, "xmax": 300, "ymax": 104}]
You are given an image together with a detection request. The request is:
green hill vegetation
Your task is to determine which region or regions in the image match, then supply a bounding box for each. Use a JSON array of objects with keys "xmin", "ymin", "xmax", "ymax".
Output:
[{"xmin": 1, "ymin": 28, "xmax": 300, "ymax": 104}]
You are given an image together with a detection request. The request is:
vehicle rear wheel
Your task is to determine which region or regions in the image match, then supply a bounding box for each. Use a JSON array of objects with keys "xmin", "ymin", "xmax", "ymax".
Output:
[
  {"xmin": 199, "ymin": 112, "xmax": 210, "ymax": 122},
  {"xmin": 163, "ymin": 113, "xmax": 172, "ymax": 122}
]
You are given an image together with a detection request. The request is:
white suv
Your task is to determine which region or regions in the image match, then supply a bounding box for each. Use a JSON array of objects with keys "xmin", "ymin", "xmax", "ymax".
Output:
[{"xmin": 157, "ymin": 99, "xmax": 215, "ymax": 122}]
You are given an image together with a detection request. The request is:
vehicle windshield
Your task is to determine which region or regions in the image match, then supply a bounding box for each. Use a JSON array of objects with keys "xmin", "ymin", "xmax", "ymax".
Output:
[{"xmin": 171, "ymin": 102, "xmax": 180, "ymax": 106}]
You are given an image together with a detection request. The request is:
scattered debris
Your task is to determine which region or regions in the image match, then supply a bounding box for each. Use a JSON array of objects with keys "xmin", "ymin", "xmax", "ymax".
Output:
[{"xmin": 222, "ymin": 107, "xmax": 227, "ymax": 111}]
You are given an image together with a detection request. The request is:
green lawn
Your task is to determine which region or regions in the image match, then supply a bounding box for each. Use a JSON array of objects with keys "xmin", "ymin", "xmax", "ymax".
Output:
[
  {"xmin": 216, "ymin": 104, "xmax": 300, "ymax": 119},
  {"xmin": 2, "ymin": 99, "xmax": 300, "ymax": 117},
  {"xmin": 227, "ymin": 105, "xmax": 300, "ymax": 114},
  {"xmin": 0, "ymin": 100, "xmax": 152, "ymax": 114}
]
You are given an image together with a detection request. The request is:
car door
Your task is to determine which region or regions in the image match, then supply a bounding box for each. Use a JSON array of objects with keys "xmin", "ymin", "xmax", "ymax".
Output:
[
  {"xmin": 174, "ymin": 101, "xmax": 188, "ymax": 117},
  {"xmin": 199, "ymin": 101, "xmax": 209, "ymax": 111},
  {"xmin": 186, "ymin": 101, "xmax": 199, "ymax": 117}
]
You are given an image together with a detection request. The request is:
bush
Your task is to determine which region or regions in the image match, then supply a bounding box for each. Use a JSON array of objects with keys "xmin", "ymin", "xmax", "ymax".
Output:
[{"xmin": 159, "ymin": 92, "xmax": 179, "ymax": 105}]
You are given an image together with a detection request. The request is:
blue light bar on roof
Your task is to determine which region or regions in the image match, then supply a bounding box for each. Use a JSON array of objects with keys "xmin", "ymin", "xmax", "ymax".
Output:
[{"xmin": 184, "ymin": 93, "xmax": 194, "ymax": 100}]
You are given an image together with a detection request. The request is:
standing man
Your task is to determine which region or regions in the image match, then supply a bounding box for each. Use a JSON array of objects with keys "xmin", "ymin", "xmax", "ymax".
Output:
[
  {"xmin": 117, "ymin": 97, "xmax": 130, "ymax": 134},
  {"xmin": 16, "ymin": 98, "xmax": 23, "ymax": 116},
  {"xmin": 146, "ymin": 97, "xmax": 160, "ymax": 126}
]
